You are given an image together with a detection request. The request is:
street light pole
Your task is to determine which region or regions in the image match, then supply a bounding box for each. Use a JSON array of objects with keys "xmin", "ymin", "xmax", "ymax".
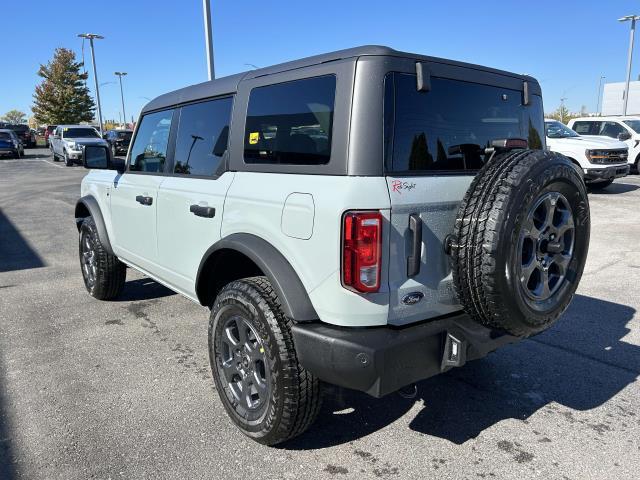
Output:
[
  {"xmin": 596, "ymin": 76, "xmax": 606, "ymax": 115},
  {"xmin": 78, "ymin": 33, "xmax": 105, "ymax": 135},
  {"xmin": 619, "ymin": 15, "xmax": 640, "ymax": 116},
  {"xmin": 202, "ymin": 0, "xmax": 215, "ymax": 80},
  {"xmin": 560, "ymin": 97, "xmax": 567, "ymax": 124},
  {"xmin": 115, "ymin": 72, "xmax": 128, "ymax": 128}
]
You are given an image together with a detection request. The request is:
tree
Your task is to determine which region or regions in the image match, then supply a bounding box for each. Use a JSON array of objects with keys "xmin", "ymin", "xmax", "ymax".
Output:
[
  {"xmin": 32, "ymin": 48, "xmax": 95, "ymax": 124},
  {"xmin": 546, "ymin": 104, "xmax": 580, "ymax": 125},
  {"xmin": 1, "ymin": 109, "xmax": 27, "ymax": 124}
]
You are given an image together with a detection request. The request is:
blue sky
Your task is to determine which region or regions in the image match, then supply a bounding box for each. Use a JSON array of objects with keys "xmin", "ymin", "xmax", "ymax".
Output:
[{"xmin": 1, "ymin": 0, "xmax": 638, "ymax": 122}]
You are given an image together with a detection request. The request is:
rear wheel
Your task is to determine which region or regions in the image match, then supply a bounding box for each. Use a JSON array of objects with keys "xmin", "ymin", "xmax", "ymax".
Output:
[
  {"xmin": 79, "ymin": 217, "xmax": 126, "ymax": 300},
  {"xmin": 209, "ymin": 276, "xmax": 322, "ymax": 445},
  {"xmin": 450, "ymin": 150, "xmax": 590, "ymax": 337}
]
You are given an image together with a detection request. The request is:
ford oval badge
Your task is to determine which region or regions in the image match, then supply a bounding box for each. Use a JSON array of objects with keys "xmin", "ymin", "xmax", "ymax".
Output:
[{"xmin": 402, "ymin": 292, "xmax": 424, "ymax": 306}]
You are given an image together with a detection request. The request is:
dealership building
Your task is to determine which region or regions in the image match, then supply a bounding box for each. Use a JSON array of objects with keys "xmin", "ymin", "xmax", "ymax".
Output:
[{"xmin": 601, "ymin": 81, "xmax": 640, "ymax": 115}]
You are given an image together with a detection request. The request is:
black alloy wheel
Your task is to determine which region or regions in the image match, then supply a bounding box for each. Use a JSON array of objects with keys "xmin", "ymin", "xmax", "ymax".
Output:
[
  {"xmin": 216, "ymin": 313, "xmax": 270, "ymax": 414},
  {"xmin": 518, "ymin": 191, "xmax": 575, "ymax": 303}
]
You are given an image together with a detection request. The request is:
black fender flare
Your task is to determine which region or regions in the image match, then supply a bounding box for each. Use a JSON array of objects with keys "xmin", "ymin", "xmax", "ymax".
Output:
[
  {"xmin": 75, "ymin": 195, "xmax": 114, "ymax": 255},
  {"xmin": 196, "ymin": 233, "xmax": 319, "ymax": 322}
]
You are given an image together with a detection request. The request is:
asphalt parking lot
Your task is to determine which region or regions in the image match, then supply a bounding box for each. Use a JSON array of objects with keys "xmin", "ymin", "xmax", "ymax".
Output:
[{"xmin": 1, "ymin": 148, "xmax": 639, "ymax": 479}]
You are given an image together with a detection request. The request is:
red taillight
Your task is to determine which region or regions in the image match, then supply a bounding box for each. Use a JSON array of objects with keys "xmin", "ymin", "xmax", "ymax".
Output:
[{"xmin": 342, "ymin": 211, "xmax": 382, "ymax": 293}]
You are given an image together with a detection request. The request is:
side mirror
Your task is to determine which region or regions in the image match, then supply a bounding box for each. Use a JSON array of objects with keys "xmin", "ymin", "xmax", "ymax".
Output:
[
  {"xmin": 83, "ymin": 145, "xmax": 125, "ymax": 173},
  {"xmin": 618, "ymin": 131, "xmax": 632, "ymax": 141}
]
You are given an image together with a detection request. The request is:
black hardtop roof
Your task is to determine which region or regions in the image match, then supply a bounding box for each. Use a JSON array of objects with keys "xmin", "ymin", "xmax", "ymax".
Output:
[{"xmin": 142, "ymin": 45, "xmax": 538, "ymax": 113}]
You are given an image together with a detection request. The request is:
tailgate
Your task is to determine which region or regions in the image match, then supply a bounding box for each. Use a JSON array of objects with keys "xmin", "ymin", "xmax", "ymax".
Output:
[{"xmin": 386, "ymin": 175, "xmax": 471, "ymax": 325}]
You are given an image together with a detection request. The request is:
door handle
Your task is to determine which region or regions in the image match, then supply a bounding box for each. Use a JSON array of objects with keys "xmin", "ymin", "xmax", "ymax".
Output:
[
  {"xmin": 407, "ymin": 213, "xmax": 422, "ymax": 277},
  {"xmin": 190, "ymin": 204, "xmax": 216, "ymax": 218},
  {"xmin": 135, "ymin": 195, "xmax": 153, "ymax": 206}
]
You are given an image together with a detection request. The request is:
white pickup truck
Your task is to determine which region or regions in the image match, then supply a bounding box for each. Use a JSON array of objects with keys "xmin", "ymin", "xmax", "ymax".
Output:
[{"xmin": 544, "ymin": 119, "xmax": 629, "ymax": 189}]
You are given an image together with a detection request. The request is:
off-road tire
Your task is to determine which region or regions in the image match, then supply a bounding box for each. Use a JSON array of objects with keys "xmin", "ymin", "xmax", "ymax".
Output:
[
  {"xmin": 209, "ymin": 276, "xmax": 322, "ymax": 445},
  {"xmin": 450, "ymin": 149, "xmax": 590, "ymax": 337},
  {"xmin": 79, "ymin": 216, "xmax": 126, "ymax": 300},
  {"xmin": 587, "ymin": 179, "xmax": 614, "ymax": 190}
]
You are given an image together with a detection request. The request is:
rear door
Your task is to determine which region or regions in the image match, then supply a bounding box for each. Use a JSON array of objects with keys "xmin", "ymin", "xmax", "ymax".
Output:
[
  {"xmin": 384, "ymin": 71, "xmax": 545, "ymax": 325},
  {"xmin": 156, "ymin": 96, "xmax": 234, "ymax": 297}
]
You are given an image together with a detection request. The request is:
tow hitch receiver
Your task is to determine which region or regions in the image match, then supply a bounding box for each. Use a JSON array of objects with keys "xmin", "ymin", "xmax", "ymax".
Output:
[{"xmin": 442, "ymin": 332, "xmax": 466, "ymax": 369}]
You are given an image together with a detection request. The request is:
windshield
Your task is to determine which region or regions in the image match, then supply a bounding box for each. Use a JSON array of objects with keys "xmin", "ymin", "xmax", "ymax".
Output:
[
  {"xmin": 623, "ymin": 120, "xmax": 640, "ymax": 133},
  {"xmin": 63, "ymin": 127, "xmax": 99, "ymax": 138},
  {"xmin": 117, "ymin": 131, "xmax": 132, "ymax": 140},
  {"xmin": 545, "ymin": 121, "xmax": 579, "ymax": 138}
]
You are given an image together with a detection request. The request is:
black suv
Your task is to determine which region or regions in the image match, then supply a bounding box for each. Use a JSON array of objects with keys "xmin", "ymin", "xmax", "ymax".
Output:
[{"xmin": 103, "ymin": 129, "xmax": 133, "ymax": 157}]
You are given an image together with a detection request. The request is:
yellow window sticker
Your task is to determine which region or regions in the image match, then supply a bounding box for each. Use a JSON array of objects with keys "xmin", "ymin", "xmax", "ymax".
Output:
[{"xmin": 249, "ymin": 132, "xmax": 259, "ymax": 145}]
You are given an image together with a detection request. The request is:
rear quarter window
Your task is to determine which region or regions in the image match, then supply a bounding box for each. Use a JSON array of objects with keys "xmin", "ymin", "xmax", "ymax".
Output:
[
  {"xmin": 385, "ymin": 73, "xmax": 544, "ymax": 174},
  {"xmin": 244, "ymin": 75, "xmax": 336, "ymax": 165}
]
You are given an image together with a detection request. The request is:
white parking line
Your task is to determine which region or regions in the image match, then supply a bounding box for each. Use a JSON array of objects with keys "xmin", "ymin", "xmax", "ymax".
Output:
[{"xmin": 40, "ymin": 158, "xmax": 65, "ymax": 169}]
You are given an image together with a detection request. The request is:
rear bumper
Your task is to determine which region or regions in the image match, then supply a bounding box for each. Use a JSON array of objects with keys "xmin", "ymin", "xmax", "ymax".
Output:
[
  {"xmin": 291, "ymin": 313, "xmax": 518, "ymax": 397},
  {"xmin": 585, "ymin": 164, "xmax": 630, "ymax": 182}
]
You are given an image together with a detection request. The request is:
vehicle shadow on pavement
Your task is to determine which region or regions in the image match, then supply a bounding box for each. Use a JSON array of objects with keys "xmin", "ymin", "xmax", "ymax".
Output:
[
  {"xmin": 284, "ymin": 294, "xmax": 638, "ymax": 449},
  {"xmin": 0, "ymin": 353, "xmax": 17, "ymax": 479},
  {"xmin": 0, "ymin": 209, "xmax": 45, "ymax": 273},
  {"xmin": 589, "ymin": 182, "xmax": 639, "ymax": 195},
  {"xmin": 113, "ymin": 278, "xmax": 177, "ymax": 302}
]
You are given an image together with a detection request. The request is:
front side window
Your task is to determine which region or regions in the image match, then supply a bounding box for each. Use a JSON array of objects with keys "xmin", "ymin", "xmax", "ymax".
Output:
[
  {"xmin": 244, "ymin": 75, "xmax": 336, "ymax": 165},
  {"xmin": 623, "ymin": 119, "xmax": 640, "ymax": 133},
  {"xmin": 385, "ymin": 73, "xmax": 544, "ymax": 173},
  {"xmin": 129, "ymin": 109, "xmax": 173, "ymax": 173},
  {"xmin": 173, "ymin": 97, "xmax": 232, "ymax": 176},
  {"xmin": 599, "ymin": 121, "xmax": 624, "ymax": 138}
]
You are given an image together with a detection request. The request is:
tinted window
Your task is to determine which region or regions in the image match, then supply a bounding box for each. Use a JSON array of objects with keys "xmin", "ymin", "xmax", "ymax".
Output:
[
  {"xmin": 129, "ymin": 109, "xmax": 173, "ymax": 173},
  {"xmin": 63, "ymin": 127, "xmax": 100, "ymax": 138},
  {"xmin": 623, "ymin": 119, "xmax": 640, "ymax": 133},
  {"xmin": 173, "ymin": 97, "xmax": 232, "ymax": 176},
  {"xmin": 572, "ymin": 121, "xmax": 598, "ymax": 135},
  {"xmin": 117, "ymin": 131, "xmax": 132, "ymax": 141},
  {"xmin": 600, "ymin": 121, "xmax": 624, "ymax": 138},
  {"xmin": 0, "ymin": 132, "xmax": 11, "ymax": 140},
  {"xmin": 385, "ymin": 74, "xmax": 545, "ymax": 173},
  {"xmin": 244, "ymin": 75, "xmax": 335, "ymax": 165}
]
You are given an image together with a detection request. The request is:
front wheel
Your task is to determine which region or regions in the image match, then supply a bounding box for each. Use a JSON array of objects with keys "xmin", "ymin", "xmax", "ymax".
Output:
[
  {"xmin": 64, "ymin": 151, "xmax": 73, "ymax": 167},
  {"xmin": 209, "ymin": 277, "xmax": 322, "ymax": 445},
  {"xmin": 79, "ymin": 217, "xmax": 126, "ymax": 300}
]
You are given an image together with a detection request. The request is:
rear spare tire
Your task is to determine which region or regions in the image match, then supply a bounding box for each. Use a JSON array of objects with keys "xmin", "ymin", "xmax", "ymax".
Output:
[{"xmin": 450, "ymin": 149, "xmax": 590, "ymax": 337}]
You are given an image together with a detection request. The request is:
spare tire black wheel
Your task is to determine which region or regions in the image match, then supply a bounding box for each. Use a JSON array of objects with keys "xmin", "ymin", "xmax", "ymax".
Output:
[{"xmin": 450, "ymin": 149, "xmax": 590, "ymax": 338}]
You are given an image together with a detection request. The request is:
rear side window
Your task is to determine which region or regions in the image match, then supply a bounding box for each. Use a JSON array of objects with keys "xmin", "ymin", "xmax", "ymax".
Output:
[
  {"xmin": 572, "ymin": 121, "xmax": 598, "ymax": 135},
  {"xmin": 244, "ymin": 75, "xmax": 335, "ymax": 165},
  {"xmin": 173, "ymin": 97, "xmax": 232, "ymax": 176},
  {"xmin": 129, "ymin": 109, "xmax": 173, "ymax": 173},
  {"xmin": 385, "ymin": 73, "xmax": 544, "ymax": 173}
]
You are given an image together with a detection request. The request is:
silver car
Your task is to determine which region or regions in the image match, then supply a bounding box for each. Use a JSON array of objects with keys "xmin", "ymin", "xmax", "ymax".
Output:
[{"xmin": 50, "ymin": 125, "xmax": 108, "ymax": 166}]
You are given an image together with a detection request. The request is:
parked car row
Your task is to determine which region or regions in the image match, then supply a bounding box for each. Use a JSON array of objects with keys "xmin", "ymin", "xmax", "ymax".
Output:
[
  {"xmin": 0, "ymin": 123, "xmax": 37, "ymax": 148},
  {"xmin": 0, "ymin": 129, "xmax": 25, "ymax": 158}
]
